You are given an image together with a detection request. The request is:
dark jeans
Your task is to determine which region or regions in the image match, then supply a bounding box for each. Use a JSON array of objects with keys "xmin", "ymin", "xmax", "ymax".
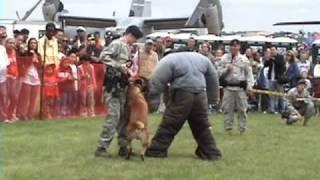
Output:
[
  {"xmin": 260, "ymin": 94, "xmax": 270, "ymax": 112},
  {"xmin": 146, "ymin": 89, "xmax": 222, "ymax": 160}
]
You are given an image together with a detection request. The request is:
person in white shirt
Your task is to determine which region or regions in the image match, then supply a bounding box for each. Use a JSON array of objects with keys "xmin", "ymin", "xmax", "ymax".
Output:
[
  {"xmin": 297, "ymin": 51, "xmax": 311, "ymax": 75},
  {"xmin": 313, "ymin": 57, "xmax": 320, "ymax": 78},
  {"xmin": 0, "ymin": 25, "xmax": 9, "ymax": 122}
]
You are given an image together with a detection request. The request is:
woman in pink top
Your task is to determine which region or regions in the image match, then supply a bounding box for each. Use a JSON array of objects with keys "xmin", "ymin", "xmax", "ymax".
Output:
[{"xmin": 17, "ymin": 38, "xmax": 42, "ymax": 120}]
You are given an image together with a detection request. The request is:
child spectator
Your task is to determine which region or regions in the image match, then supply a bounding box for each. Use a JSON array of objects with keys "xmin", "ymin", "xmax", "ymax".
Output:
[
  {"xmin": 79, "ymin": 56, "xmax": 97, "ymax": 117},
  {"xmin": 43, "ymin": 64, "xmax": 59, "ymax": 119},
  {"xmin": 68, "ymin": 49, "xmax": 80, "ymax": 116},
  {"xmin": 6, "ymin": 38, "xmax": 19, "ymax": 122},
  {"xmin": 57, "ymin": 58, "xmax": 74, "ymax": 117}
]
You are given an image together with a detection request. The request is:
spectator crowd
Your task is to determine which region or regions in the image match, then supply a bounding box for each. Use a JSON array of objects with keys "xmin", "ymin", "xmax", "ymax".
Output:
[{"xmin": 0, "ymin": 23, "xmax": 319, "ymax": 124}]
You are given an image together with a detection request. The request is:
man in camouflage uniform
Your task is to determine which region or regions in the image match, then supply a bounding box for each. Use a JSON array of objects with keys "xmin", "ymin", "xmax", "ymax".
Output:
[
  {"xmin": 282, "ymin": 79, "xmax": 315, "ymax": 126},
  {"xmin": 95, "ymin": 26, "xmax": 143, "ymax": 157},
  {"xmin": 218, "ymin": 39, "xmax": 254, "ymax": 135}
]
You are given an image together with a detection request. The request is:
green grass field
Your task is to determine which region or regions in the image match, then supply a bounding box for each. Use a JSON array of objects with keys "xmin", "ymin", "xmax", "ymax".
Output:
[{"xmin": 1, "ymin": 113, "xmax": 320, "ymax": 180}]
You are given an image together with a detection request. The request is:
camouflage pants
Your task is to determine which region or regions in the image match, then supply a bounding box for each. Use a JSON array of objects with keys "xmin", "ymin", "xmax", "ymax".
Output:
[
  {"xmin": 222, "ymin": 89, "xmax": 248, "ymax": 131},
  {"xmin": 98, "ymin": 88, "xmax": 128, "ymax": 149},
  {"xmin": 287, "ymin": 103, "xmax": 315, "ymax": 125}
]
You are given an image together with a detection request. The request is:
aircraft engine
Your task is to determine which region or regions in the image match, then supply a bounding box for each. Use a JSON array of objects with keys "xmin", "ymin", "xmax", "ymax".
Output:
[
  {"xmin": 42, "ymin": 0, "xmax": 64, "ymax": 21},
  {"xmin": 203, "ymin": 5, "xmax": 221, "ymax": 35},
  {"xmin": 186, "ymin": 0, "xmax": 224, "ymax": 35}
]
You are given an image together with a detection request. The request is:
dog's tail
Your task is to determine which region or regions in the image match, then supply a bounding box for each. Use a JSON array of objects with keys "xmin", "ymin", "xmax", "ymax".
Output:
[{"xmin": 135, "ymin": 121, "xmax": 145, "ymax": 129}]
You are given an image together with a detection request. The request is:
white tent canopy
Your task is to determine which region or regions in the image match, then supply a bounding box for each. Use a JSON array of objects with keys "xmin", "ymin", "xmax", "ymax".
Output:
[
  {"xmin": 172, "ymin": 33, "xmax": 198, "ymax": 40},
  {"xmin": 241, "ymin": 36, "xmax": 273, "ymax": 43},
  {"xmin": 196, "ymin": 35, "xmax": 221, "ymax": 42},
  {"xmin": 146, "ymin": 32, "xmax": 175, "ymax": 39},
  {"xmin": 270, "ymin": 37, "xmax": 298, "ymax": 44}
]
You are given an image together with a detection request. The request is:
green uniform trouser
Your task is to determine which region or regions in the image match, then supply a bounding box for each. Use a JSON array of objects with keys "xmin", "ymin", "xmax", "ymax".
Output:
[
  {"xmin": 222, "ymin": 89, "xmax": 248, "ymax": 131},
  {"xmin": 98, "ymin": 88, "xmax": 128, "ymax": 149},
  {"xmin": 288, "ymin": 103, "xmax": 315, "ymax": 125}
]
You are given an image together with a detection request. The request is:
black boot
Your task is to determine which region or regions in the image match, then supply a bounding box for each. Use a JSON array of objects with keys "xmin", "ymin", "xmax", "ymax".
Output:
[
  {"xmin": 94, "ymin": 147, "xmax": 107, "ymax": 157},
  {"xmin": 195, "ymin": 147, "xmax": 221, "ymax": 161},
  {"xmin": 145, "ymin": 148, "xmax": 168, "ymax": 158},
  {"xmin": 118, "ymin": 146, "xmax": 129, "ymax": 157}
]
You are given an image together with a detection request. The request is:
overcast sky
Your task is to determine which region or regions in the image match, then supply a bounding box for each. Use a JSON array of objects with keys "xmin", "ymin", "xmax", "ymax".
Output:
[{"xmin": 1, "ymin": 0, "xmax": 320, "ymax": 32}]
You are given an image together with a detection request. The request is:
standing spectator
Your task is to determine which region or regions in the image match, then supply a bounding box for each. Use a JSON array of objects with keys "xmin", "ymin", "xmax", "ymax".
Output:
[
  {"xmin": 129, "ymin": 39, "xmax": 158, "ymax": 100},
  {"xmin": 13, "ymin": 30, "xmax": 20, "ymax": 38},
  {"xmin": 214, "ymin": 48, "xmax": 224, "ymax": 66},
  {"xmin": 43, "ymin": 64, "xmax": 59, "ymax": 119},
  {"xmin": 79, "ymin": 56, "xmax": 97, "ymax": 117},
  {"xmin": 20, "ymin": 28, "xmax": 30, "ymax": 44},
  {"xmin": 214, "ymin": 48, "xmax": 225, "ymax": 112},
  {"xmin": 94, "ymin": 31, "xmax": 103, "ymax": 49},
  {"xmin": 154, "ymin": 37, "xmax": 165, "ymax": 59},
  {"xmin": 15, "ymin": 33, "xmax": 26, "ymax": 54},
  {"xmin": 285, "ymin": 50, "xmax": 300, "ymax": 89},
  {"xmin": 200, "ymin": 42, "xmax": 215, "ymax": 65},
  {"xmin": 163, "ymin": 36, "xmax": 174, "ymax": 49},
  {"xmin": 268, "ymin": 45, "xmax": 287, "ymax": 114},
  {"xmin": 218, "ymin": 39, "xmax": 254, "ymax": 135},
  {"xmin": 79, "ymin": 34, "xmax": 102, "ymax": 61},
  {"xmin": 252, "ymin": 50, "xmax": 263, "ymax": 79},
  {"xmin": 257, "ymin": 48, "xmax": 272, "ymax": 113},
  {"xmin": 6, "ymin": 38, "xmax": 19, "ymax": 122},
  {"xmin": 74, "ymin": 26, "xmax": 87, "ymax": 49},
  {"xmin": 313, "ymin": 57, "xmax": 320, "ymax": 114},
  {"xmin": 186, "ymin": 37, "xmax": 197, "ymax": 52},
  {"xmin": 38, "ymin": 23, "xmax": 59, "ymax": 66},
  {"xmin": 55, "ymin": 28, "xmax": 65, "ymax": 44},
  {"xmin": 104, "ymin": 30, "xmax": 120, "ymax": 47},
  {"xmin": 57, "ymin": 58, "xmax": 74, "ymax": 117},
  {"xmin": 58, "ymin": 42, "xmax": 66, "ymax": 60},
  {"xmin": 17, "ymin": 38, "xmax": 42, "ymax": 120},
  {"xmin": 301, "ymin": 71, "xmax": 312, "ymax": 94},
  {"xmin": 0, "ymin": 26, "xmax": 9, "ymax": 122},
  {"xmin": 245, "ymin": 48, "xmax": 254, "ymax": 63},
  {"xmin": 67, "ymin": 49, "xmax": 80, "ymax": 116},
  {"xmin": 297, "ymin": 50, "xmax": 311, "ymax": 75}
]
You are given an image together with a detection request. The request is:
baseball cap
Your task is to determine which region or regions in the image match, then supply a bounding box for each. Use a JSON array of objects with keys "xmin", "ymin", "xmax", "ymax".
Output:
[
  {"xmin": 87, "ymin": 33, "xmax": 95, "ymax": 41},
  {"xmin": 297, "ymin": 79, "xmax": 306, "ymax": 86},
  {"xmin": 77, "ymin": 26, "xmax": 86, "ymax": 32},
  {"xmin": 145, "ymin": 39, "xmax": 154, "ymax": 45}
]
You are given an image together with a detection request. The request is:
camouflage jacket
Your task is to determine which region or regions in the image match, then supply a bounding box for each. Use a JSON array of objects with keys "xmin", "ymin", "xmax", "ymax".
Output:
[
  {"xmin": 286, "ymin": 87, "xmax": 313, "ymax": 111},
  {"xmin": 100, "ymin": 39, "xmax": 130, "ymax": 70}
]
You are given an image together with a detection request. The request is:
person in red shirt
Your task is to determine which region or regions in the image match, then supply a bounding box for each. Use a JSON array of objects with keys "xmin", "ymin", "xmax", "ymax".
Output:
[
  {"xmin": 5, "ymin": 38, "xmax": 19, "ymax": 122},
  {"xmin": 17, "ymin": 38, "xmax": 42, "ymax": 120},
  {"xmin": 57, "ymin": 57, "xmax": 74, "ymax": 117},
  {"xmin": 79, "ymin": 56, "xmax": 97, "ymax": 117},
  {"xmin": 43, "ymin": 64, "xmax": 59, "ymax": 119}
]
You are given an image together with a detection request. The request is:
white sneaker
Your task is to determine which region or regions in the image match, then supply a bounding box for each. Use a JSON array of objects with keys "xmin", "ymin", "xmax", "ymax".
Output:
[{"xmin": 4, "ymin": 120, "xmax": 13, "ymax": 124}]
